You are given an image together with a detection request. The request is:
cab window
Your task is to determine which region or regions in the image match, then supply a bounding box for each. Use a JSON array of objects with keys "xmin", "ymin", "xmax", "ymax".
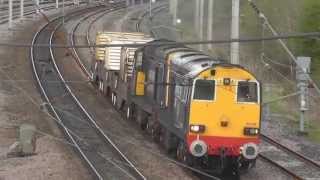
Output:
[
  {"xmin": 193, "ymin": 79, "xmax": 215, "ymax": 100},
  {"xmin": 237, "ymin": 81, "xmax": 258, "ymax": 103}
]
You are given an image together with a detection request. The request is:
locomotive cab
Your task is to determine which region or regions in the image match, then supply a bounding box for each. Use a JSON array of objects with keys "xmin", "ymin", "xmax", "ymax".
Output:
[
  {"xmin": 187, "ymin": 65, "xmax": 261, "ymax": 172},
  {"xmin": 129, "ymin": 41, "xmax": 261, "ymax": 174}
]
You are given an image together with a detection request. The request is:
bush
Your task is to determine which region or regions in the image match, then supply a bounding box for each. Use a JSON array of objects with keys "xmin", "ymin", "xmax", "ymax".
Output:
[{"xmin": 299, "ymin": 0, "xmax": 320, "ymax": 83}]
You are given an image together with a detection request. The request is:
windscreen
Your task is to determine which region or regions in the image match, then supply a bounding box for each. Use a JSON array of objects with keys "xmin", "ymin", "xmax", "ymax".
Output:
[
  {"xmin": 193, "ymin": 79, "xmax": 215, "ymax": 100},
  {"xmin": 237, "ymin": 81, "xmax": 258, "ymax": 103}
]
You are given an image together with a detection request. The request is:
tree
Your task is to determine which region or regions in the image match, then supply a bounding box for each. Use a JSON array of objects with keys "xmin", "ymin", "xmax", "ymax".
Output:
[{"xmin": 299, "ymin": 0, "xmax": 320, "ymax": 82}]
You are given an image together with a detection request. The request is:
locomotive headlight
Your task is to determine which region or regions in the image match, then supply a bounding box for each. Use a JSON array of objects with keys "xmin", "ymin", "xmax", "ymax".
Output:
[
  {"xmin": 190, "ymin": 125, "xmax": 206, "ymax": 133},
  {"xmin": 244, "ymin": 127, "xmax": 259, "ymax": 136}
]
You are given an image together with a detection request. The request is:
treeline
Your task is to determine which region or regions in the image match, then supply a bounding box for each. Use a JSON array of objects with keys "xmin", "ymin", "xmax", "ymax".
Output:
[{"xmin": 299, "ymin": 0, "xmax": 320, "ymax": 82}]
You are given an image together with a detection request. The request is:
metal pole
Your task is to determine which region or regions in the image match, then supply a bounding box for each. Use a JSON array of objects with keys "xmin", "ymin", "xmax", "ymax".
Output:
[
  {"xmin": 247, "ymin": 1, "xmax": 320, "ymax": 97},
  {"xmin": 20, "ymin": 0, "xmax": 24, "ymax": 20},
  {"xmin": 126, "ymin": 0, "xmax": 130, "ymax": 6},
  {"xmin": 62, "ymin": 0, "xmax": 65, "ymax": 25},
  {"xmin": 149, "ymin": 0, "xmax": 152, "ymax": 17},
  {"xmin": 199, "ymin": 0, "xmax": 204, "ymax": 51},
  {"xmin": 56, "ymin": 0, "xmax": 58, "ymax": 8},
  {"xmin": 140, "ymin": 0, "xmax": 143, "ymax": 5},
  {"xmin": 230, "ymin": 0, "xmax": 240, "ymax": 64},
  {"xmin": 300, "ymin": 111, "xmax": 305, "ymax": 133},
  {"xmin": 9, "ymin": 0, "xmax": 12, "ymax": 29},
  {"xmin": 172, "ymin": 0, "xmax": 177, "ymax": 25},
  {"xmin": 36, "ymin": 0, "xmax": 39, "ymax": 14},
  {"xmin": 194, "ymin": 0, "xmax": 200, "ymax": 32},
  {"xmin": 207, "ymin": 0, "xmax": 214, "ymax": 49}
]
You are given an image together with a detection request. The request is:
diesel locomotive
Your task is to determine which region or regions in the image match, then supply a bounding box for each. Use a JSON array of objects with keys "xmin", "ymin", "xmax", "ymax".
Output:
[{"xmin": 91, "ymin": 32, "xmax": 261, "ymax": 174}]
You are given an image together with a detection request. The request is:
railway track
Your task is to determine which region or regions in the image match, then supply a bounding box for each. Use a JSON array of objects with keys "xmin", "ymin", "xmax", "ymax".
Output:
[
  {"xmin": 259, "ymin": 134, "xmax": 320, "ymax": 180},
  {"xmin": 69, "ymin": 3, "xmax": 221, "ymax": 179},
  {"xmin": 0, "ymin": 0, "xmax": 92, "ymax": 24},
  {"xmin": 135, "ymin": 6, "xmax": 320, "ymax": 179},
  {"xmin": 68, "ymin": 2, "xmax": 320, "ymax": 180},
  {"xmin": 134, "ymin": 7, "xmax": 320, "ymax": 180},
  {"xmin": 70, "ymin": 4, "xmax": 120, "ymax": 77},
  {"xmin": 30, "ymin": 3, "xmax": 146, "ymax": 180},
  {"xmin": 135, "ymin": 3, "xmax": 168, "ymax": 34}
]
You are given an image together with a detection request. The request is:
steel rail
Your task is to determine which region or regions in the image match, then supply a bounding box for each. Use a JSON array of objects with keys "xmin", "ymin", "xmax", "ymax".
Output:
[
  {"xmin": 257, "ymin": 134, "xmax": 320, "ymax": 180},
  {"xmin": 84, "ymin": 1, "xmax": 154, "ymax": 54},
  {"xmin": 71, "ymin": 4, "xmax": 222, "ymax": 180},
  {"xmin": 49, "ymin": 2, "xmax": 147, "ymax": 180},
  {"xmin": 71, "ymin": 3, "xmax": 126, "ymax": 77},
  {"xmin": 135, "ymin": 6, "xmax": 317, "ymax": 180},
  {"xmin": 261, "ymin": 134, "xmax": 320, "ymax": 169},
  {"xmin": 30, "ymin": 7, "xmax": 104, "ymax": 180},
  {"xmin": 135, "ymin": 4, "xmax": 168, "ymax": 34},
  {"xmin": 0, "ymin": 1, "xmax": 80, "ymax": 24},
  {"xmin": 92, "ymin": 3, "xmax": 319, "ymax": 180},
  {"xmin": 258, "ymin": 154, "xmax": 302, "ymax": 180},
  {"xmin": 70, "ymin": 9, "xmax": 107, "ymax": 77},
  {"xmin": 85, "ymin": 2, "xmax": 120, "ymax": 55}
]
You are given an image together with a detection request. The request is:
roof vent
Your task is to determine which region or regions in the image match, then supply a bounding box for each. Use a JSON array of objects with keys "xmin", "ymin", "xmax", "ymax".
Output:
[{"xmin": 201, "ymin": 63, "xmax": 209, "ymax": 67}]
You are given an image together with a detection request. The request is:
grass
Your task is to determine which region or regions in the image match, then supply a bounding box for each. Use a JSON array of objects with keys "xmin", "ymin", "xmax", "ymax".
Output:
[
  {"xmin": 311, "ymin": 60, "xmax": 320, "ymax": 86},
  {"xmin": 309, "ymin": 123, "xmax": 320, "ymax": 142}
]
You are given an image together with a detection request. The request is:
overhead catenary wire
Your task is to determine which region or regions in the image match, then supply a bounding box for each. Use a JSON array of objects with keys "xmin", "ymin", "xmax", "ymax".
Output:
[
  {"xmin": 0, "ymin": 4, "xmax": 312, "ymax": 180},
  {"xmin": 247, "ymin": 0, "xmax": 320, "ymax": 98},
  {"xmin": 262, "ymin": 54, "xmax": 291, "ymax": 68},
  {"xmin": 0, "ymin": 61, "xmax": 88, "ymax": 146},
  {"xmin": 0, "ymin": 31, "xmax": 319, "ymax": 48},
  {"xmin": 0, "ymin": 3, "xmax": 220, "ymax": 180}
]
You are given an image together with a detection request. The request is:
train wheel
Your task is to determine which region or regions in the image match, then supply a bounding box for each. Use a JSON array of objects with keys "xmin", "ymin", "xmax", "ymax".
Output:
[
  {"xmin": 111, "ymin": 92, "xmax": 114, "ymax": 103},
  {"xmin": 160, "ymin": 129, "xmax": 175, "ymax": 154},
  {"xmin": 137, "ymin": 109, "xmax": 147, "ymax": 130},
  {"xmin": 146, "ymin": 117, "xmax": 154, "ymax": 134},
  {"xmin": 99, "ymin": 80, "xmax": 104, "ymax": 92},
  {"xmin": 239, "ymin": 160, "xmax": 256, "ymax": 174},
  {"xmin": 151, "ymin": 124, "xmax": 160, "ymax": 143},
  {"xmin": 126, "ymin": 104, "xmax": 137, "ymax": 121},
  {"xmin": 111, "ymin": 93, "xmax": 117, "ymax": 107},
  {"xmin": 101, "ymin": 81, "xmax": 104, "ymax": 94},
  {"xmin": 126, "ymin": 106, "xmax": 131, "ymax": 120},
  {"xmin": 177, "ymin": 142, "xmax": 193, "ymax": 166}
]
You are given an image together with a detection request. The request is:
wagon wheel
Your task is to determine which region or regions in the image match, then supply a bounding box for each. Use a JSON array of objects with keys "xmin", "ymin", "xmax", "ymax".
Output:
[
  {"xmin": 126, "ymin": 104, "xmax": 136, "ymax": 121},
  {"xmin": 111, "ymin": 93, "xmax": 117, "ymax": 106}
]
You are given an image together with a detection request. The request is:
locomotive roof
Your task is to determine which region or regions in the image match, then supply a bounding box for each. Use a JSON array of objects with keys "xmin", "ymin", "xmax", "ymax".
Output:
[{"xmin": 143, "ymin": 40, "xmax": 223, "ymax": 78}]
